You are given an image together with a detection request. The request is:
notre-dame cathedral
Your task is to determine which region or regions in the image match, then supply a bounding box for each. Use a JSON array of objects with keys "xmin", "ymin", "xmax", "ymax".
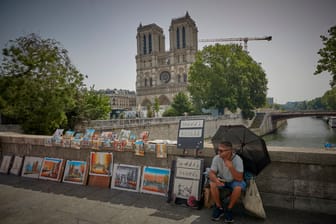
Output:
[{"xmin": 135, "ymin": 12, "xmax": 198, "ymax": 107}]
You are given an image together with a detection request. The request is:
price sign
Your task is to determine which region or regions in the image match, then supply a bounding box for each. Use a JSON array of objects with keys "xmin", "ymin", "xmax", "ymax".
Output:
[{"xmin": 177, "ymin": 119, "xmax": 204, "ymax": 149}]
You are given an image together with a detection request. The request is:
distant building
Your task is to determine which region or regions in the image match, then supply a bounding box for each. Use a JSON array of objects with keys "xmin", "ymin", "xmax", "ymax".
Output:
[
  {"xmin": 135, "ymin": 12, "xmax": 198, "ymax": 107},
  {"xmin": 100, "ymin": 89, "xmax": 136, "ymax": 110}
]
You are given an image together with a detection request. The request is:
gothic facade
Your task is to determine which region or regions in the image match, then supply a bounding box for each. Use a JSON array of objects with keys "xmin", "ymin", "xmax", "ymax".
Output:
[{"xmin": 135, "ymin": 12, "xmax": 198, "ymax": 107}]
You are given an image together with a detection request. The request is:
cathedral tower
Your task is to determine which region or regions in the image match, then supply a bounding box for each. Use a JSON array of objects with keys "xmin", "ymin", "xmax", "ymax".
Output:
[{"xmin": 135, "ymin": 12, "xmax": 198, "ymax": 107}]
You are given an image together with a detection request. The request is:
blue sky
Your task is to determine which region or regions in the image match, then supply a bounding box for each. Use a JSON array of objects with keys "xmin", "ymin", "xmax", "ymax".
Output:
[{"xmin": 1, "ymin": 0, "xmax": 335, "ymax": 104}]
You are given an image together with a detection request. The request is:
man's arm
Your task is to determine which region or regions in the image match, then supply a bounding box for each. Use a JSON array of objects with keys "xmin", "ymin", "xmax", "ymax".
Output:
[
  {"xmin": 209, "ymin": 169, "xmax": 224, "ymax": 186},
  {"xmin": 224, "ymin": 159, "xmax": 243, "ymax": 181}
]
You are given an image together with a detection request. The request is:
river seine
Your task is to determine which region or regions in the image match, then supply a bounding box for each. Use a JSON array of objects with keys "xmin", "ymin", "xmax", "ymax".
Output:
[{"xmin": 263, "ymin": 117, "xmax": 336, "ymax": 148}]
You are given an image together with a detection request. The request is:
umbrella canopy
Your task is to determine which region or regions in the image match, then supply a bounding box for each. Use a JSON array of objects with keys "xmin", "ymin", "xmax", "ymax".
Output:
[{"xmin": 211, "ymin": 125, "xmax": 271, "ymax": 176}]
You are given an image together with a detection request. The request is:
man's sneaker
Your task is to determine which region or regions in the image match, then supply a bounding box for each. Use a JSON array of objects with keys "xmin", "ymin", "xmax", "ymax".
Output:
[
  {"xmin": 224, "ymin": 208, "xmax": 234, "ymax": 223},
  {"xmin": 211, "ymin": 206, "xmax": 224, "ymax": 221}
]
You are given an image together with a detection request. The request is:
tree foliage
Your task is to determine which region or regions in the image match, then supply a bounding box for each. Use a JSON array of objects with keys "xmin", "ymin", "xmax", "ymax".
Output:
[
  {"xmin": 0, "ymin": 33, "xmax": 110, "ymax": 134},
  {"xmin": 321, "ymin": 88, "xmax": 336, "ymax": 110},
  {"xmin": 188, "ymin": 44, "xmax": 267, "ymax": 119},
  {"xmin": 163, "ymin": 92, "xmax": 193, "ymax": 116},
  {"xmin": 315, "ymin": 25, "xmax": 336, "ymax": 87}
]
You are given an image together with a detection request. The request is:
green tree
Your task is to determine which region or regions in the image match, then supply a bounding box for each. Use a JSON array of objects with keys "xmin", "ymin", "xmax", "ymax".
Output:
[
  {"xmin": 163, "ymin": 92, "xmax": 193, "ymax": 116},
  {"xmin": 315, "ymin": 25, "xmax": 336, "ymax": 87},
  {"xmin": 322, "ymin": 88, "xmax": 336, "ymax": 110},
  {"xmin": 188, "ymin": 44, "xmax": 267, "ymax": 119},
  {"xmin": 0, "ymin": 33, "xmax": 109, "ymax": 134},
  {"xmin": 146, "ymin": 103, "xmax": 153, "ymax": 118},
  {"xmin": 153, "ymin": 97, "xmax": 160, "ymax": 117}
]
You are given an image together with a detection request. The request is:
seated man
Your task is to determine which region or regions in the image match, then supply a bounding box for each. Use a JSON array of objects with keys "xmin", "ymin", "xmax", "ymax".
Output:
[{"xmin": 209, "ymin": 141, "xmax": 246, "ymax": 222}]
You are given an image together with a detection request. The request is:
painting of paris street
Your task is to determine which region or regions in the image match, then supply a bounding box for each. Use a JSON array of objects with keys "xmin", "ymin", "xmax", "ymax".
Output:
[
  {"xmin": 111, "ymin": 164, "xmax": 141, "ymax": 192},
  {"xmin": 89, "ymin": 152, "xmax": 113, "ymax": 176},
  {"xmin": 63, "ymin": 160, "xmax": 87, "ymax": 185},
  {"xmin": 39, "ymin": 157, "xmax": 63, "ymax": 181},
  {"xmin": 21, "ymin": 156, "xmax": 44, "ymax": 178},
  {"xmin": 140, "ymin": 166, "xmax": 170, "ymax": 196}
]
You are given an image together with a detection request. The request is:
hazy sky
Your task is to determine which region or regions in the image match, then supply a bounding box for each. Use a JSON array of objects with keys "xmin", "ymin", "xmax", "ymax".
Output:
[{"xmin": 1, "ymin": 0, "xmax": 335, "ymax": 104}]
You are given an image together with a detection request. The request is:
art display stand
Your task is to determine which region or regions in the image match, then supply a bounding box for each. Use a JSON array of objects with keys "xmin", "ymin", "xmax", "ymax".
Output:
[{"xmin": 172, "ymin": 157, "xmax": 204, "ymax": 209}]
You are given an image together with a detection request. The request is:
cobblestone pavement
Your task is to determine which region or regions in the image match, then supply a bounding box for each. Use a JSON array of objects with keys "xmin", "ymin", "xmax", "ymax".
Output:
[{"xmin": 0, "ymin": 174, "xmax": 335, "ymax": 224}]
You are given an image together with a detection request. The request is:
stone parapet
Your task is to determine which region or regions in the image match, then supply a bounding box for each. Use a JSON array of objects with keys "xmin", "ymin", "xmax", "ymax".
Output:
[{"xmin": 1, "ymin": 133, "xmax": 336, "ymax": 214}]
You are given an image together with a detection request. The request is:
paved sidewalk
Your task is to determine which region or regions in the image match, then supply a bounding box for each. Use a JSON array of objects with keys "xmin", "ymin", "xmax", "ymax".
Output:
[{"xmin": 0, "ymin": 174, "xmax": 335, "ymax": 224}]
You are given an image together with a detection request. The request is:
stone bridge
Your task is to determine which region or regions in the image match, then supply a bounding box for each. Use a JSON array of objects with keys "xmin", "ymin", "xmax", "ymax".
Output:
[{"xmin": 251, "ymin": 110, "xmax": 336, "ymax": 136}]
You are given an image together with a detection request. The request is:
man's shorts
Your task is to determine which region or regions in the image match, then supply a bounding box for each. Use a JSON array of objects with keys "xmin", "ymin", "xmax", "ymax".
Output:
[{"xmin": 218, "ymin": 180, "xmax": 247, "ymax": 191}]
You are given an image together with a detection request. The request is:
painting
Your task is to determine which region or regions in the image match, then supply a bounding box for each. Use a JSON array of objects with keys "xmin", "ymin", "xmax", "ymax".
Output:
[
  {"xmin": 89, "ymin": 152, "xmax": 113, "ymax": 176},
  {"xmin": 176, "ymin": 157, "xmax": 202, "ymax": 170},
  {"xmin": 81, "ymin": 128, "xmax": 95, "ymax": 147},
  {"xmin": 0, "ymin": 155, "xmax": 12, "ymax": 174},
  {"xmin": 173, "ymin": 178, "xmax": 200, "ymax": 200},
  {"xmin": 9, "ymin": 156, "xmax": 23, "ymax": 175},
  {"xmin": 134, "ymin": 140, "xmax": 145, "ymax": 156},
  {"xmin": 140, "ymin": 131, "xmax": 149, "ymax": 142},
  {"xmin": 71, "ymin": 132, "xmax": 83, "ymax": 148},
  {"xmin": 113, "ymin": 140, "xmax": 127, "ymax": 152},
  {"xmin": 156, "ymin": 143, "xmax": 167, "ymax": 158},
  {"xmin": 62, "ymin": 160, "xmax": 87, "ymax": 185},
  {"xmin": 39, "ymin": 157, "xmax": 64, "ymax": 181},
  {"xmin": 111, "ymin": 164, "xmax": 141, "ymax": 192},
  {"xmin": 99, "ymin": 131, "xmax": 116, "ymax": 148},
  {"xmin": 21, "ymin": 156, "xmax": 44, "ymax": 178},
  {"xmin": 62, "ymin": 130, "xmax": 75, "ymax": 147},
  {"xmin": 140, "ymin": 166, "xmax": 170, "ymax": 196},
  {"xmin": 52, "ymin": 128, "xmax": 64, "ymax": 146},
  {"xmin": 175, "ymin": 167, "xmax": 201, "ymax": 180}
]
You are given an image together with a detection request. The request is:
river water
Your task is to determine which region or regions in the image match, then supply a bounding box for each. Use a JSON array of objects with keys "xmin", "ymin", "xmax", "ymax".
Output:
[{"xmin": 263, "ymin": 117, "xmax": 336, "ymax": 148}]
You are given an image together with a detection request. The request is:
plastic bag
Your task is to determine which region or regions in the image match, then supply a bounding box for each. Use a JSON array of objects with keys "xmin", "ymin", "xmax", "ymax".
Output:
[{"xmin": 242, "ymin": 178, "xmax": 266, "ymax": 219}]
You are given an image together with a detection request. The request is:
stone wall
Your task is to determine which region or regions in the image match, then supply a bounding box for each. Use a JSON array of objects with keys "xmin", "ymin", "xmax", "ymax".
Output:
[{"xmin": 1, "ymin": 133, "xmax": 336, "ymax": 215}]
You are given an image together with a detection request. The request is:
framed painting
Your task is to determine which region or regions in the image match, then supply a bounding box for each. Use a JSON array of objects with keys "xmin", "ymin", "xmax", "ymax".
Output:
[
  {"xmin": 62, "ymin": 160, "xmax": 88, "ymax": 185},
  {"xmin": 176, "ymin": 157, "xmax": 202, "ymax": 170},
  {"xmin": 140, "ymin": 166, "xmax": 170, "ymax": 196},
  {"xmin": 156, "ymin": 143, "xmax": 167, "ymax": 158},
  {"xmin": 0, "ymin": 155, "xmax": 12, "ymax": 174},
  {"xmin": 89, "ymin": 152, "xmax": 113, "ymax": 176},
  {"xmin": 39, "ymin": 157, "xmax": 64, "ymax": 181},
  {"xmin": 134, "ymin": 140, "xmax": 145, "ymax": 156},
  {"xmin": 9, "ymin": 156, "xmax": 23, "ymax": 175},
  {"xmin": 111, "ymin": 164, "xmax": 141, "ymax": 192},
  {"xmin": 173, "ymin": 178, "xmax": 200, "ymax": 200},
  {"xmin": 21, "ymin": 156, "xmax": 44, "ymax": 178}
]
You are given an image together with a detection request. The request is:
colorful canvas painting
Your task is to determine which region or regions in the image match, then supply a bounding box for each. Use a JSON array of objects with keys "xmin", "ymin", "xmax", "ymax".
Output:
[
  {"xmin": 119, "ymin": 129, "xmax": 131, "ymax": 141},
  {"xmin": 39, "ymin": 157, "xmax": 64, "ymax": 181},
  {"xmin": 140, "ymin": 166, "xmax": 170, "ymax": 196},
  {"xmin": 111, "ymin": 164, "xmax": 141, "ymax": 192},
  {"xmin": 140, "ymin": 131, "xmax": 149, "ymax": 142},
  {"xmin": 52, "ymin": 128, "xmax": 64, "ymax": 146},
  {"xmin": 0, "ymin": 155, "xmax": 12, "ymax": 174},
  {"xmin": 91, "ymin": 132, "xmax": 101, "ymax": 149},
  {"xmin": 62, "ymin": 160, "xmax": 87, "ymax": 185},
  {"xmin": 156, "ymin": 143, "xmax": 167, "ymax": 158},
  {"xmin": 89, "ymin": 152, "xmax": 113, "ymax": 176},
  {"xmin": 63, "ymin": 130, "xmax": 75, "ymax": 147},
  {"xmin": 99, "ymin": 131, "xmax": 116, "ymax": 147},
  {"xmin": 21, "ymin": 156, "xmax": 44, "ymax": 178},
  {"xmin": 71, "ymin": 132, "xmax": 83, "ymax": 148},
  {"xmin": 81, "ymin": 128, "xmax": 95, "ymax": 147},
  {"xmin": 113, "ymin": 140, "xmax": 127, "ymax": 151},
  {"xmin": 9, "ymin": 156, "xmax": 23, "ymax": 175},
  {"xmin": 134, "ymin": 140, "xmax": 145, "ymax": 156}
]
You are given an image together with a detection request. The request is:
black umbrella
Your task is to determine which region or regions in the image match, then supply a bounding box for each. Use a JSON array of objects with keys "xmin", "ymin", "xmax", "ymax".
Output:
[{"xmin": 211, "ymin": 125, "xmax": 271, "ymax": 176}]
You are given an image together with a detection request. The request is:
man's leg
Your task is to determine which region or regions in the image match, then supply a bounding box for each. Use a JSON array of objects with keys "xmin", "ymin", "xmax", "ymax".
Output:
[
  {"xmin": 210, "ymin": 181, "xmax": 225, "ymax": 221},
  {"xmin": 210, "ymin": 181, "xmax": 222, "ymax": 208},
  {"xmin": 227, "ymin": 186, "xmax": 242, "ymax": 209}
]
